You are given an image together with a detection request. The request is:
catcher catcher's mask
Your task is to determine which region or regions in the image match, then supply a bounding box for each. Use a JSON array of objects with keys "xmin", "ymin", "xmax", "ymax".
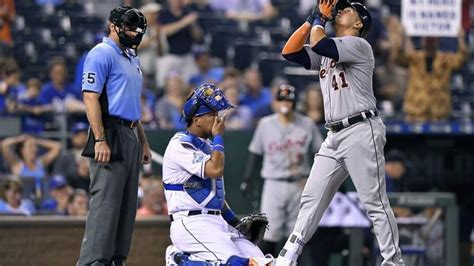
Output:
[
  {"xmin": 109, "ymin": 6, "xmax": 147, "ymax": 49},
  {"xmin": 182, "ymin": 83, "xmax": 234, "ymax": 124},
  {"xmin": 333, "ymin": 1, "xmax": 372, "ymax": 37}
]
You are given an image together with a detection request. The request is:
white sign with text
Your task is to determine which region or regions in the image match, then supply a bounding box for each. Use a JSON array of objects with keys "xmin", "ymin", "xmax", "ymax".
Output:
[{"xmin": 402, "ymin": 0, "xmax": 462, "ymax": 37}]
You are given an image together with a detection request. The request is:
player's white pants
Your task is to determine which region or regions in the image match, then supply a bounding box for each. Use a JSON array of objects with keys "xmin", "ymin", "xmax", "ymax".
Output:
[
  {"xmin": 170, "ymin": 213, "xmax": 265, "ymax": 263},
  {"xmin": 280, "ymin": 118, "xmax": 404, "ymax": 266}
]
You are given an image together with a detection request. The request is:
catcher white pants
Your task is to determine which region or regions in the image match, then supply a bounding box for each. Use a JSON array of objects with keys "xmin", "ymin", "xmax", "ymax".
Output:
[{"xmin": 170, "ymin": 214, "xmax": 265, "ymax": 262}]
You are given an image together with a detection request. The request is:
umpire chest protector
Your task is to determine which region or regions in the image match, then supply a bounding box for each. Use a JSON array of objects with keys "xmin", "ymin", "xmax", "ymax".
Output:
[{"xmin": 164, "ymin": 132, "xmax": 225, "ymax": 210}]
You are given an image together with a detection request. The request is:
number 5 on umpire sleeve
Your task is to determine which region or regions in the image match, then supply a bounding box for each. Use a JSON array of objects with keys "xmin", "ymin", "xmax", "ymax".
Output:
[{"xmin": 83, "ymin": 72, "xmax": 96, "ymax": 84}]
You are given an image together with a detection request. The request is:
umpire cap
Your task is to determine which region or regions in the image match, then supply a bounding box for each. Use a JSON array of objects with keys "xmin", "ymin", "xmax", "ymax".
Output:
[
  {"xmin": 182, "ymin": 83, "xmax": 234, "ymax": 124},
  {"xmin": 334, "ymin": 1, "xmax": 372, "ymax": 37}
]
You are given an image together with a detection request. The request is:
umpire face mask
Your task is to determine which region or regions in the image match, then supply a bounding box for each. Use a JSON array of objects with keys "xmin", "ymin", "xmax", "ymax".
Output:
[{"xmin": 112, "ymin": 7, "xmax": 147, "ymax": 49}]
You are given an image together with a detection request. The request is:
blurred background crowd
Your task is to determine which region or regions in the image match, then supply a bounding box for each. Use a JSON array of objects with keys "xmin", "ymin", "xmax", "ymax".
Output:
[{"xmin": 0, "ymin": 0, "xmax": 473, "ymax": 265}]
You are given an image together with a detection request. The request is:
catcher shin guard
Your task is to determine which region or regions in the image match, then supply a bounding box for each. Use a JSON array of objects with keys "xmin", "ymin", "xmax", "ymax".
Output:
[{"xmin": 277, "ymin": 232, "xmax": 305, "ymax": 263}]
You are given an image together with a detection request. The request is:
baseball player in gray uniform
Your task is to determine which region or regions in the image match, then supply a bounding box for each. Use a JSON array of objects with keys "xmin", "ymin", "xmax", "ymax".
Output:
[
  {"xmin": 240, "ymin": 84, "xmax": 323, "ymax": 257},
  {"xmin": 275, "ymin": 1, "xmax": 405, "ymax": 265}
]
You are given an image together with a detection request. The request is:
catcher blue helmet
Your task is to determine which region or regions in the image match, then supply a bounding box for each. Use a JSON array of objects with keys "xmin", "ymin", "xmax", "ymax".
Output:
[
  {"xmin": 334, "ymin": 1, "xmax": 372, "ymax": 37},
  {"xmin": 109, "ymin": 6, "xmax": 147, "ymax": 49},
  {"xmin": 182, "ymin": 83, "xmax": 234, "ymax": 124}
]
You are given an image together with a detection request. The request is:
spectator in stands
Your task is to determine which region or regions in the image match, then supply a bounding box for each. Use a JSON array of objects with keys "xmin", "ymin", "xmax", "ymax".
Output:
[
  {"xmin": 39, "ymin": 57, "xmax": 84, "ymax": 113},
  {"xmin": 155, "ymin": 72, "xmax": 187, "ymax": 129},
  {"xmin": 219, "ymin": 68, "xmax": 253, "ymax": 130},
  {"xmin": 375, "ymin": 15, "xmax": 407, "ymax": 117},
  {"xmin": 156, "ymin": 0, "xmax": 203, "ymax": 89},
  {"xmin": 0, "ymin": 177, "xmax": 36, "ymax": 216},
  {"xmin": 211, "ymin": 0, "xmax": 278, "ymax": 22},
  {"xmin": 222, "ymin": 85, "xmax": 253, "ymax": 130},
  {"xmin": 297, "ymin": 83, "xmax": 324, "ymax": 124},
  {"xmin": 364, "ymin": 0, "xmax": 390, "ymax": 65},
  {"xmin": 400, "ymin": 30, "xmax": 468, "ymax": 122},
  {"xmin": 385, "ymin": 150, "xmax": 408, "ymax": 193},
  {"xmin": 140, "ymin": 92, "xmax": 158, "ymax": 129},
  {"xmin": 66, "ymin": 188, "xmax": 89, "ymax": 216},
  {"xmin": 0, "ymin": 0, "xmax": 16, "ymax": 47},
  {"xmin": 240, "ymin": 67, "xmax": 272, "ymax": 116},
  {"xmin": 12, "ymin": 78, "xmax": 52, "ymax": 133},
  {"xmin": 53, "ymin": 122, "xmax": 90, "ymax": 191},
  {"xmin": 40, "ymin": 174, "xmax": 73, "ymax": 215},
  {"xmin": 188, "ymin": 46, "xmax": 225, "ymax": 88},
  {"xmin": 253, "ymin": 76, "xmax": 287, "ymax": 122},
  {"xmin": 384, "ymin": 150, "xmax": 413, "ymax": 218},
  {"xmin": 136, "ymin": 179, "xmax": 167, "ymax": 218},
  {"xmin": 138, "ymin": 2, "xmax": 162, "ymax": 90},
  {"xmin": 0, "ymin": 57, "xmax": 21, "ymax": 115},
  {"xmin": 1, "ymin": 135, "xmax": 62, "ymax": 198}
]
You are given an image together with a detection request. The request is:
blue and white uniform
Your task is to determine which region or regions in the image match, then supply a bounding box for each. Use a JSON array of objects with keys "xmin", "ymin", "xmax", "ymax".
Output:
[
  {"xmin": 162, "ymin": 84, "xmax": 266, "ymax": 264},
  {"xmin": 163, "ymin": 131, "xmax": 265, "ymax": 263}
]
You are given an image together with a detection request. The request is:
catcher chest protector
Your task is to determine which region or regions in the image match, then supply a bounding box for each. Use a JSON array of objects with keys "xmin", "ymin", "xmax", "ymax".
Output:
[{"xmin": 163, "ymin": 132, "xmax": 225, "ymax": 210}]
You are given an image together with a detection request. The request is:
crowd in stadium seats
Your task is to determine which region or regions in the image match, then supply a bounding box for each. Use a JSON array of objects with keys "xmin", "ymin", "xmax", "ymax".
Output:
[
  {"xmin": 0, "ymin": 0, "xmax": 472, "ymax": 212},
  {"xmin": 0, "ymin": 1, "xmax": 472, "ymax": 264}
]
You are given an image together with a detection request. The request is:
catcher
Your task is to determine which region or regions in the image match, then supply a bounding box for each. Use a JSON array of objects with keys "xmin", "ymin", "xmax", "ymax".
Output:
[{"xmin": 162, "ymin": 84, "xmax": 273, "ymax": 266}]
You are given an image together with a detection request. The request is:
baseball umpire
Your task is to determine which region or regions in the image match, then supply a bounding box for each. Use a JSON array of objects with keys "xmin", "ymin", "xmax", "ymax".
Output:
[
  {"xmin": 276, "ymin": 1, "xmax": 405, "ymax": 265},
  {"xmin": 77, "ymin": 6, "xmax": 152, "ymax": 266},
  {"xmin": 240, "ymin": 84, "xmax": 323, "ymax": 257}
]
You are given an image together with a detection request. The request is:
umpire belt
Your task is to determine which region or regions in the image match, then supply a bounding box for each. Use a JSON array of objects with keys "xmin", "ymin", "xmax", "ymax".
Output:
[
  {"xmin": 169, "ymin": 210, "xmax": 221, "ymax": 222},
  {"xmin": 103, "ymin": 115, "xmax": 138, "ymax": 129},
  {"xmin": 325, "ymin": 110, "xmax": 379, "ymax": 133}
]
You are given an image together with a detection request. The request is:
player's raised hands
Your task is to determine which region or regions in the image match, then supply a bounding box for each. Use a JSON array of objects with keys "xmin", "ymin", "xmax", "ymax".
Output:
[
  {"xmin": 319, "ymin": 0, "xmax": 336, "ymax": 20},
  {"xmin": 212, "ymin": 114, "xmax": 226, "ymax": 136}
]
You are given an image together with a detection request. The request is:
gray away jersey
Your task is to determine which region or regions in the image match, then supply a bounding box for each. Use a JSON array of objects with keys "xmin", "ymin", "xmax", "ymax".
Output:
[
  {"xmin": 305, "ymin": 36, "xmax": 376, "ymax": 122},
  {"xmin": 249, "ymin": 113, "xmax": 323, "ymax": 179}
]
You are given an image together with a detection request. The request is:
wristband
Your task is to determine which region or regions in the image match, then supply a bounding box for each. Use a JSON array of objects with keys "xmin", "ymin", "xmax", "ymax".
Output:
[
  {"xmin": 222, "ymin": 209, "xmax": 237, "ymax": 222},
  {"xmin": 222, "ymin": 209, "xmax": 239, "ymax": 227},
  {"xmin": 312, "ymin": 15, "xmax": 327, "ymax": 28},
  {"xmin": 212, "ymin": 134, "xmax": 224, "ymax": 152},
  {"xmin": 95, "ymin": 137, "xmax": 107, "ymax": 142}
]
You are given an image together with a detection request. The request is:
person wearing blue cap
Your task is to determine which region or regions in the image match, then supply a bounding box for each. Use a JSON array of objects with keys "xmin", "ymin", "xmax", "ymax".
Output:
[
  {"xmin": 162, "ymin": 83, "xmax": 273, "ymax": 265},
  {"xmin": 53, "ymin": 122, "xmax": 90, "ymax": 191},
  {"xmin": 40, "ymin": 175, "xmax": 71, "ymax": 215},
  {"xmin": 77, "ymin": 5, "xmax": 151, "ymax": 266}
]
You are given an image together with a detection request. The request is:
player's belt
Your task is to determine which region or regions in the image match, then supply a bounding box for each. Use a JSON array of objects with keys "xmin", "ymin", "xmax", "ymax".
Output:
[
  {"xmin": 163, "ymin": 182, "xmax": 202, "ymax": 190},
  {"xmin": 325, "ymin": 110, "xmax": 379, "ymax": 133},
  {"xmin": 169, "ymin": 210, "xmax": 221, "ymax": 222}
]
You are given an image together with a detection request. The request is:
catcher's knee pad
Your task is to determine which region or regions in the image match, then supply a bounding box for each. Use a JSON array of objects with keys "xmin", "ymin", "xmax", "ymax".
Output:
[{"xmin": 225, "ymin": 256, "xmax": 249, "ymax": 266}]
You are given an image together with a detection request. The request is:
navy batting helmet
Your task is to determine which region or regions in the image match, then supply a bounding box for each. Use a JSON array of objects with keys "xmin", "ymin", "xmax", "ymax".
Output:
[
  {"xmin": 182, "ymin": 84, "xmax": 234, "ymax": 124},
  {"xmin": 334, "ymin": 1, "xmax": 372, "ymax": 37},
  {"xmin": 109, "ymin": 6, "xmax": 147, "ymax": 49},
  {"xmin": 276, "ymin": 84, "xmax": 296, "ymax": 102}
]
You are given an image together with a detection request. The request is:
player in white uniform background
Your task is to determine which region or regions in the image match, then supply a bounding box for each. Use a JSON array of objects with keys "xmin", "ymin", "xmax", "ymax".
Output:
[
  {"xmin": 162, "ymin": 84, "xmax": 273, "ymax": 266},
  {"xmin": 240, "ymin": 84, "xmax": 323, "ymax": 257},
  {"xmin": 276, "ymin": 1, "xmax": 405, "ymax": 265}
]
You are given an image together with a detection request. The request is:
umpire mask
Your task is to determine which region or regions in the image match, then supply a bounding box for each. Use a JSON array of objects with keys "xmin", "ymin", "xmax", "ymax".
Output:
[{"xmin": 109, "ymin": 6, "xmax": 147, "ymax": 49}]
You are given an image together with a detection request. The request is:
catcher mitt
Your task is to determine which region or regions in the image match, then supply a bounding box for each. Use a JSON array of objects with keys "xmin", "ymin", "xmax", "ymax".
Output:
[{"xmin": 236, "ymin": 213, "xmax": 269, "ymax": 245}]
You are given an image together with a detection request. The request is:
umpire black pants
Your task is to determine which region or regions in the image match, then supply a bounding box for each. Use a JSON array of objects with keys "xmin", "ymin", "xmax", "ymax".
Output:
[{"xmin": 77, "ymin": 126, "xmax": 141, "ymax": 265}]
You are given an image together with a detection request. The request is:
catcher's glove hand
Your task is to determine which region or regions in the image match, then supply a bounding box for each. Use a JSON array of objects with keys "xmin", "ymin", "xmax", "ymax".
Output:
[
  {"xmin": 236, "ymin": 213, "xmax": 269, "ymax": 245},
  {"xmin": 319, "ymin": 0, "xmax": 337, "ymax": 20}
]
